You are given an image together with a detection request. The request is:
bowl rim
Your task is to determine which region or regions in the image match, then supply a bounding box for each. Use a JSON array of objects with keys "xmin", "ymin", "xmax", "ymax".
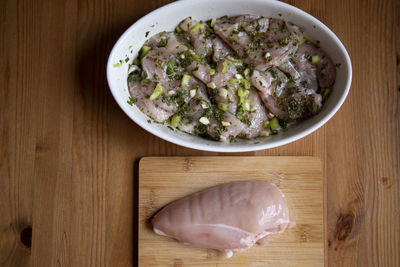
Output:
[{"xmin": 106, "ymin": 0, "xmax": 352, "ymax": 152}]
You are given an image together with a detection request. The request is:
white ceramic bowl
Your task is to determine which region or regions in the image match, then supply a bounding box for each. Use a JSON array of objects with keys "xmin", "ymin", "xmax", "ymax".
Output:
[{"xmin": 107, "ymin": 0, "xmax": 352, "ymax": 152}]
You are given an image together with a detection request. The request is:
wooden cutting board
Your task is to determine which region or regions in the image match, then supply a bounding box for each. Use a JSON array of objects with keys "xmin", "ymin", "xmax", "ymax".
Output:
[{"xmin": 139, "ymin": 157, "xmax": 325, "ymax": 266}]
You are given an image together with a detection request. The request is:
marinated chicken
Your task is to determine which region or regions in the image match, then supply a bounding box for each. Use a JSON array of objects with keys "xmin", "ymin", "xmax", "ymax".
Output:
[
  {"xmin": 127, "ymin": 15, "xmax": 336, "ymax": 142},
  {"xmin": 152, "ymin": 181, "xmax": 294, "ymax": 257}
]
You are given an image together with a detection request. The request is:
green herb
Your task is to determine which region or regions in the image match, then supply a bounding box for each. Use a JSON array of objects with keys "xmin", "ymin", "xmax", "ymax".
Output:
[
  {"xmin": 166, "ymin": 60, "xmax": 177, "ymax": 75},
  {"xmin": 157, "ymin": 38, "xmax": 167, "ymax": 47},
  {"xmin": 267, "ymin": 68, "xmax": 278, "ymax": 79},
  {"xmin": 127, "ymin": 97, "xmax": 136, "ymax": 106},
  {"xmin": 145, "ymin": 31, "xmax": 150, "ymax": 37},
  {"xmin": 139, "ymin": 45, "xmax": 151, "ymax": 58},
  {"xmin": 304, "ymin": 52, "xmax": 312, "ymax": 61}
]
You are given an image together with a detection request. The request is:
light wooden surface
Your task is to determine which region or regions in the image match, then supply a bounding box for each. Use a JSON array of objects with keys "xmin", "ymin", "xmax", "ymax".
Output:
[
  {"xmin": 139, "ymin": 157, "xmax": 325, "ymax": 267},
  {"xmin": 0, "ymin": 0, "xmax": 399, "ymax": 266}
]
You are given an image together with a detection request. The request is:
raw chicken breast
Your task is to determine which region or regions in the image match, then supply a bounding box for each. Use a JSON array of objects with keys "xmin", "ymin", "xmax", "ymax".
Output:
[
  {"xmin": 152, "ymin": 181, "xmax": 293, "ymax": 256},
  {"xmin": 294, "ymin": 42, "xmax": 336, "ymax": 88},
  {"xmin": 251, "ymin": 68, "xmax": 322, "ymax": 120},
  {"xmin": 213, "ymin": 16, "xmax": 303, "ymax": 71}
]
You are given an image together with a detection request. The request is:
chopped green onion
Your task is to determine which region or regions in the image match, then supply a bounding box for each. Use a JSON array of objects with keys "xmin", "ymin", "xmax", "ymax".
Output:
[
  {"xmin": 243, "ymin": 68, "xmax": 250, "ymax": 78},
  {"xmin": 312, "ymin": 55, "xmax": 319, "ymax": 64},
  {"xmin": 299, "ymin": 38, "xmax": 306, "ymax": 46},
  {"xmin": 113, "ymin": 62, "xmax": 123, "ymax": 67},
  {"xmin": 237, "ymin": 88, "xmax": 249, "ymax": 97},
  {"xmin": 166, "ymin": 60, "xmax": 176, "ymax": 75},
  {"xmin": 218, "ymin": 103, "xmax": 228, "ymax": 111},
  {"xmin": 270, "ymin": 117, "xmax": 280, "ymax": 131},
  {"xmin": 242, "ymin": 78, "xmax": 251, "ymax": 89},
  {"xmin": 170, "ymin": 114, "xmax": 181, "ymax": 127},
  {"xmin": 133, "ymin": 58, "xmax": 140, "ymax": 65},
  {"xmin": 175, "ymin": 25, "xmax": 182, "ymax": 33},
  {"xmin": 140, "ymin": 45, "xmax": 151, "ymax": 59},
  {"xmin": 263, "ymin": 120, "xmax": 270, "ymax": 128},
  {"xmin": 189, "ymin": 89, "xmax": 196, "ymax": 98},
  {"xmin": 229, "ymin": 78, "xmax": 241, "ymax": 85},
  {"xmin": 221, "ymin": 121, "xmax": 231, "ymax": 126},
  {"xmin": 191, "ymin": 23, "xmax": 205, "ymax": 33},
  {"xmin": 181, "ymin": 74, "xmax": 191, "ymax": 86},
  {"xmin": 222, "ymin": 61, "xmax": 228, "ymax": 74},
  {"xmin": 242, "ymin": 99, "xmax": 250, "ymax": 111},
  {"xmin": 149, "ymin": 83, "xmax": 164, "ymax": 100},
  {"xmin": 322, "ymin": 88, "xmax": 331, "ymax": 101},
  {"xmin": 226, "ymin": 55, "xmax": 243, "ymax": 64},
  {"xmin": 209, "ymin": 68, "xmax": 216, "ymax": 75},
  {"xmin": 210, "ymin": 18, "xmax": 217, "ymax": 27}
]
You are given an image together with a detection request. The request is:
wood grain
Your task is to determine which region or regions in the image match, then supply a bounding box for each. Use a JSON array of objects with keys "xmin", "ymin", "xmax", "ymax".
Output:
[
  {"xmin": 0, "ymin": 0, "xmax": 398, "ymax": 266},
  {"xmin": 139, "ymin": 157, "xmax": 324, "ymax": 267}
]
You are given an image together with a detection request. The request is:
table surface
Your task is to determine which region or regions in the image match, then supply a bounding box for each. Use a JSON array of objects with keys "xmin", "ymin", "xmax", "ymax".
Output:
[{"xmin": 0, "ymin": 0, "xmax": 398, "ymax": 266}]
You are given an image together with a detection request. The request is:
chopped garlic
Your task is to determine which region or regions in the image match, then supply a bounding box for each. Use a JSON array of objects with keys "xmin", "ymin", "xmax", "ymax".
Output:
[
  {"xmin": 201, "ymin": 101, "xmax": 209, "ymax": 109},
  {"xmin": 207, "ymin": 82, "xmax": 216, "ymax": 89},
  {"xmin": 190, "ymin": 89, "xmax": 196, "ymax": 98},
  {"xmin": 218, "ymin": 88, "xmax": 228, "ymax": 99},
  {"xmin": 199, "ymin": 117, "xmax": 210, "ymax": 125},
  {"xmin": 234, "ymin": 74, "xmax": 243, "ymax": 79},
  {"xmin": 221, "ymin": 121, "xmax": 231, "ymax": 126},
  {"xmin": 260, "ymin": 129, "xmax": 271, "ymax": 137},
  {"xmin": 225, "ymin": 250, "xmax": 233, "ymax": 259},
  {"xmin": 168, "ymin": 90, "xmax": 176, "ymax": 95},
  {"xmin": 181, "ymin": 74, "xmax": 191, "ymax": 87}
]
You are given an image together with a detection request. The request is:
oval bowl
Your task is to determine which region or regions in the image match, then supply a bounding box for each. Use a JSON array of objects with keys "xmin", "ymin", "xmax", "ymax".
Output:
[{"xmin": 106, "ymin": 0, "xmax": 352, "ymax": 152}]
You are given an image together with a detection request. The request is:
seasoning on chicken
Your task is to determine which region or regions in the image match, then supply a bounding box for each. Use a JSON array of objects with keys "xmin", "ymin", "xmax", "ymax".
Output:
[{"xmin": 127, "ymin": 15, "xmax": 336, "ymax": 142}]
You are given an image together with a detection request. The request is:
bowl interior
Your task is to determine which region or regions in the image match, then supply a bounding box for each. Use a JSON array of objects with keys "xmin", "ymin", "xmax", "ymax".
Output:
[{"xmin": 107, "ymin": 0, "xmax": 352, "ymax": 152}]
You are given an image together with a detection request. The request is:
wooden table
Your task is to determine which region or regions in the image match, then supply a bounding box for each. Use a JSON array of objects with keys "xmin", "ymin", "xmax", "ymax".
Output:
[{"xmin": 0, "ymin": 0, "xmax": 398, "ymax": 266}]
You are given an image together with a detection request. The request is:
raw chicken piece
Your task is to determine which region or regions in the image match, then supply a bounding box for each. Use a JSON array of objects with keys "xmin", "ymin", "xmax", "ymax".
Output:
[
  {"xmin": 242, "ymin": 89, "xmax": 269, "ymax": 138},
  {"xmin": 179, "ymin": 17, "xmax": 213, "ymax": 57},
  {"xmin": 152, "ymin": 181, "xmax": 293, "ymax": 256},
  {"xmin": 212, "ymin": 37, "xmax": 234, "ymax": 62},
  {"xmin": 294, "ymin": 42, "xmax": 336, "ymax": 88},
  {"xmin": 129, "ymin": 80, "xmax": 173, "ymax": 122},
  {"xmin": 251, "ymin": 68, "xmax": 322, "ymax": 120},
  {"xmin": 213, "ymin": 16, "xmax": 303, "ymax": 71},
  {"xmin": 206, "ymin": 112, "xmax": 247, "ymax": 142}
]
